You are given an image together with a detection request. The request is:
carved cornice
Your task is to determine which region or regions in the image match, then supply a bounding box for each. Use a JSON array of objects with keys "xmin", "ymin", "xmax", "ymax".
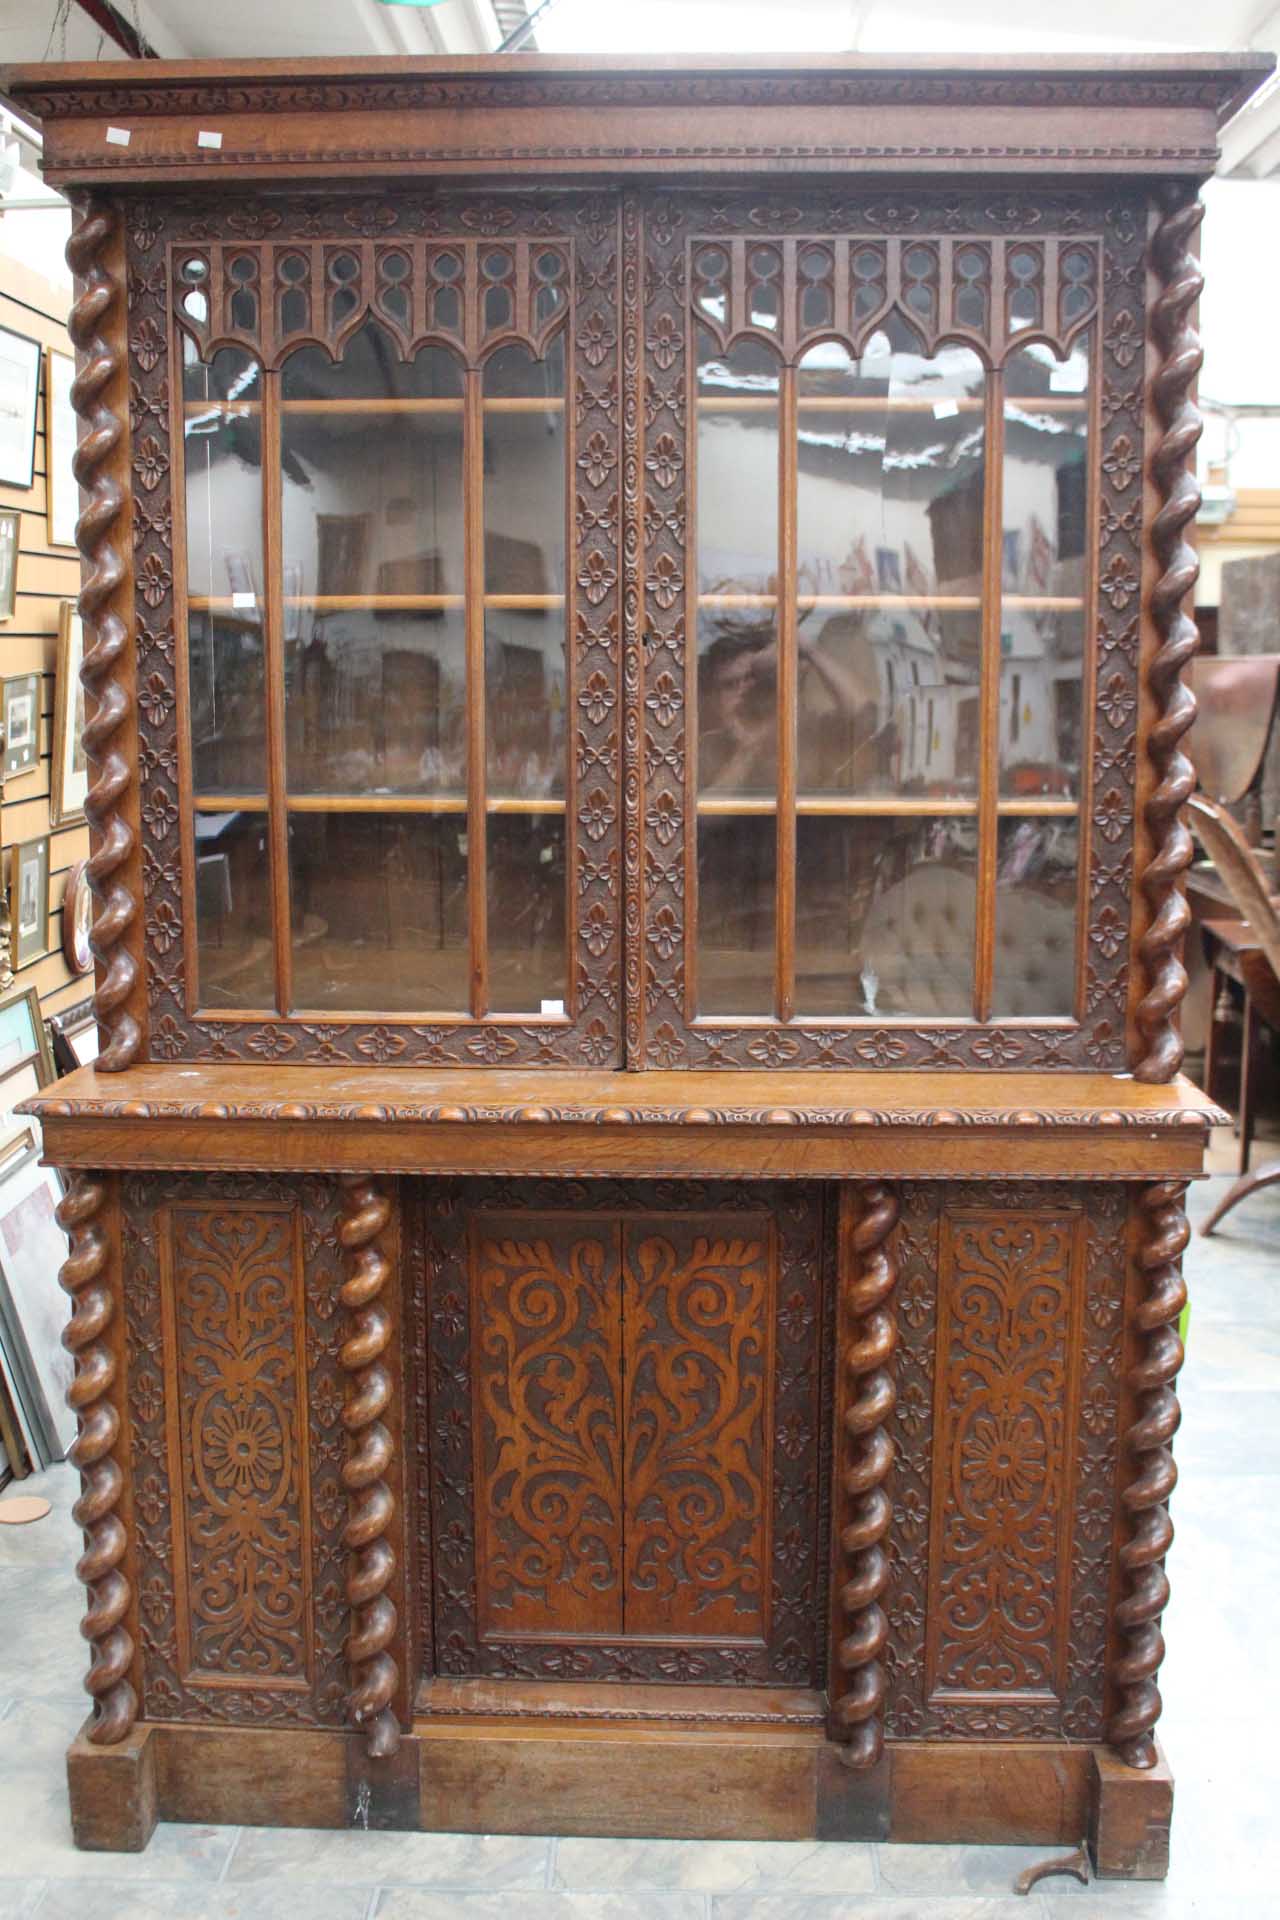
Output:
[{"xmin": 8, "ymin": 60, "xmax": 1263, "ymax": 125}]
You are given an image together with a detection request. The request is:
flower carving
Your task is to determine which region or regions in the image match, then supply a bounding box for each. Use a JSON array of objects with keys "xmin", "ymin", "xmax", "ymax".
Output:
[
  {"xmin": 647, "ymin": 552, "xmax": 682, "ymax": 610},
  {"xmin": 1101, "ymin": 432, "xmax": 1139, "ymax": 490},
  {"xmin": 146, "ymin": 899, "xmax": 182, "ymax": 957},
  {"xmin": 646, "ymin": 905, "xmax": 680, "ymax": 961},
  {"xmin": 645, "ymin": 431, "xmax": 682, "ymax": 489},
  {"xmin": 576, "ymin": 430, "xmax": 616, "ymax": 489},
  {"xmin": 579, "ymin": 787, "xmax": 616, "ymax": 842},
  {"xmin": 133, "ymin": 435, "xmax": 168, "ymax": 492},
  {"xmin": 578, "ymin": 549, "xmax": 617, "ymax": 606},
  {"xmin": 1100, "ymin": 552, "xmax": 1139, "ymax": 610},
  {"xmin": 645, "ymin": 672, "xmax": 683, "ymax": 728},
  {"xmin": 1107, "ymin": 307, "xmax": 1142, "ymax": 368},
  {"xmin": 580, "ymin": 901, "xmax": 613, "ymax": 957},
  {"xmin": 647, "ymin": 790, "xmax": 681, "ymax": 846},
  {"xmin": 646, "ymin": 311, "xmax": 681, "ymax": 370},
  {"xmin": 138, "ymin": 552, "xmax": 173, "ymax": 608},
  {"xmin": 580, "ymin": 308, "xmax": 616, "ymax": 367},
  {"xmin": 577, "ymin": 670, "xmax": 616, "ymax": 726},
  {"xmin": 203, "ymin": 1402, "xmax": 284, "ymax": 1499}
]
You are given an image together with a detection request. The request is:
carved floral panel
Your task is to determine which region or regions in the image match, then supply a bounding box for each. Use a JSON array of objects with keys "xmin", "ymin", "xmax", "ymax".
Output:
[
  {"xmin": 123, "ymin": 1172, "xmax": 350, "ymax": 1727},
  {"xmin": 886, "ymin": 1181, "xmax": 1127, "ymax": 1740},
  {"xmin": 417, "ymin": 1177, "xmax": 829, "ymax": 1685}
]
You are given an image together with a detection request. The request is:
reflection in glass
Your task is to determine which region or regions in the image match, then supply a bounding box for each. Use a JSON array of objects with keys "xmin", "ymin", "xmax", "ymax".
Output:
[
  {"xmin": 280, "ymin": 323, "xmax": 467, "ymax": 796},
  {"xmin": 194, "ymin": 810, "xmax": 274, "ymax": 1009},
  {"xmin": 696, "ymin": 330, "xmax": 779, "ymax": 1015},
  {"xmin": 289, "ymin": 812, "xmax": 468, "ymax": 1013},
  {"xmin": 487, "ymin": 815, "xmax": 566, "ymax": 1013},
  {"xmin": 992, "ymin": 816, "xmax": 1079, "ymax": 1017},
  {"xmin": 795, "ymin": 815, "xmax": 975, "ymax": 1019},
  {"xmin": 697, "ymin": 815, "xmax": 776, "ymax": 1018},
  {"xmin": 1001, "ymin": 335, "xmax": 1090, "ymax": 800},
  {"xmin": 184, "ymin": 344, "xmax": 266, "ymax": 794},
  {"xmin": 484, "ymin": 339, "xmax": 567, "ymax": 801},
  {"xmin": 795, "ymin": 321, "xmax": 986, "ymax": 801}
]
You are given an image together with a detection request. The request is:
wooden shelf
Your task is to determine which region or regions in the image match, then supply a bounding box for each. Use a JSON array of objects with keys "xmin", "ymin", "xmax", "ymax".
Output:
[
  {"xmin": 696, "ymin": 593, "xmax": 1082, "ymax": 612},
  {"xmin": 697, "ymin": 795, "xmax": 1077, "ymax": 818},
  {"xmin": 193, "ymin": 793, "xmax": 564, "ymax": 816},
  {"xmin": 189, "ymin": 594, "xmax": 563, "ymax": 613},
  {"xmin": 184, "ymin": 396, "xmax": 562, "ymax": 417},
  {"xmin": 696, "ymin": 394, "xmax": 1086, "ymax": 414}
]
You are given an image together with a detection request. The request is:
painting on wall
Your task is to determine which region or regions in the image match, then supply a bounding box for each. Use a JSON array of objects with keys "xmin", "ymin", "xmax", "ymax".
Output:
[
  {"xmin": 51, "ymin": 602, "xmax": 88, "ymax": 825},
  {"xmin": 2, "ymin": 672, "xmax": 39, "ymax": 776},
  {"xmin": 44, "ymin": 348, "xmax": 78, "ymax": 550},
  {"xmin": 0, "ymin": 326, "xmax": 40, "ymax": 490},
  {"xmin": 10, "ymin": 837, "xmax": 49, "ymax": 971},
  {"xmin": 0, "ymin": 509, "xmax": 19, "ymax": 622}
]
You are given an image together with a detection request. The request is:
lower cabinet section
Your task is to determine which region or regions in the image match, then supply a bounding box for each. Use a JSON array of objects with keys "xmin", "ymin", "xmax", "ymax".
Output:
[{"xmin": 88, "ymin": 1167, "xmax": 1171, "ymax": 1866}]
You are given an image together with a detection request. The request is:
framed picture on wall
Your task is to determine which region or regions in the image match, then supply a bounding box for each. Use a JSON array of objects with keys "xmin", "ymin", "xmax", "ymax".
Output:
[
  {"xmin": 50, "ymin": 602, "xmax": 88, "ymax": 825},
  {"xmin": 0, "ymin": 984, "xmax": 55, "ymax": 1083},
  {"xmin": 44, "ymin": 348, "xmax": 78, "ymax": 550},
  {"xmin": 60, "ymin": 859, "xmax": 93, "ymax": 977},
  {"xmin": 0, "ymin": 508, "xmax": 19, "ymax": 622},
  {"xmin": 0, "ymin": 326, "xmax": 40, "ymax": 490},
  {"xmin": 10, "ymin": 837, "xmax": 49, "ymax": 971},
  {"xmin": 2, "ymin": 672, "xmax": 39, "ymax": 776}
]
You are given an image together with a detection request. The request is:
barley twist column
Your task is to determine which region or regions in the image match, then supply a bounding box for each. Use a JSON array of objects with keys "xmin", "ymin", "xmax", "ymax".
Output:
[
  {"xmin": 66, "ymin": 197, "xmax": 141, "ymax": 1071},
  {"xmin": 1110, "ymin": 1179, "xmax": 1188, "ymax": 1768},
  {"xmin": 1134, "ymin": 190, "xmax": 1203, "ymax": 1084},
  {"xmin": 337, "ymin": 1175, "xmax": 400, "ymax": 1759},
  {"xmin": 57, "ymin": 1172, "xmax": 137, "ymax": 1744},
  {"xmin": 831, "ymin": 1181, "xmax": 900, "ymax": 1766}
]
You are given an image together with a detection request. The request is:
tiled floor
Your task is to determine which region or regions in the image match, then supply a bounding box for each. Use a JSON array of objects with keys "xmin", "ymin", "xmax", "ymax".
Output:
[{"xmin": 1, "ymin": 1167, "xmax": 1276, "ymax": 1920}]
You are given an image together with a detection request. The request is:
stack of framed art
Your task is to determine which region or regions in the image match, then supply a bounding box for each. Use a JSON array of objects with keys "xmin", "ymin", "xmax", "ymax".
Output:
[{"xmin": 0, "ymin": 985, "xmax": 70, "ymax": 1470}]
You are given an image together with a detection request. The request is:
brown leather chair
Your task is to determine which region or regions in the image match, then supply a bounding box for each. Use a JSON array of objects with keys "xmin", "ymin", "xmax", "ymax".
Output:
[{"xmin": 1187, "ymin": 792, "xmax": 1280, "ymax": 1235}]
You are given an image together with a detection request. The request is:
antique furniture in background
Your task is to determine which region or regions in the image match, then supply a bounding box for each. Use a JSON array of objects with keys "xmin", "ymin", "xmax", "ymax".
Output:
[
  {"xmin": 8, "ymin": 49, "xmax": 1268, "ymax": 1876},
  {"xmin": 1189, "ymin": 792, "xmax": 1280, "ymax": 1231}
]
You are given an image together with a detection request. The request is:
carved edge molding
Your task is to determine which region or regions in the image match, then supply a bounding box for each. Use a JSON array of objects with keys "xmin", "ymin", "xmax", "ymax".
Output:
[
  {"xmin": 621, "ymin": 193, "xmax": 644, "ymax": 1069},
  {"xmin": 1109, "ymin": 1178, "xmax": 1188, "ymax": 1767},
  {"xmin": 1134, "ymin": 192, "xmax": 1203, "ymax": 1084},
  {"xmin": 337, "ymin": 1175, "xmax": 401, "ymax": 1759},
  {"xmin": 66, "ymin": 195, "xmax": 142, "ymax": 1072},
  {"xmin": 28, "ymin": 1095, "xmax": 1224, "ymax": 1129},
  {"xmin": 56, "ymin": 1171, "xmax": 138, "ymax": 1744},
  {"xmin": 830, "ymin": 1181, "xmax": 899, "ymax": 1764}
]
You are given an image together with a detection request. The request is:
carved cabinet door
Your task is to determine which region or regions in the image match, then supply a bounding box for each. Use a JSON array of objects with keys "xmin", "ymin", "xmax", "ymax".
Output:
[
  {"xmin": 418, "ymin": 1178, "xmax": 833, "ymax": 1687},
  {"xmin": 130, "ymin": 190, "xmax": 626, "ymax": 1068},
  {"xmin": 636, "ymin": 187, "xmax": 1144, "ymax": 1073}
]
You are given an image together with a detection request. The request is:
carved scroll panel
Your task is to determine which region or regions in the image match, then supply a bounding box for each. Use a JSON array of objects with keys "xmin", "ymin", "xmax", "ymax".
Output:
[
  {"xmin": 886, "ymin": 1182, "xmax": 1127, "ymax": 1741},
  {"xmin": 419, "ymin": 1179, "xmax": 830, "ymax": 1685},
  {"xmin": 123, "ymin": 1173, "xmax": 351, "ymax": 1727}
]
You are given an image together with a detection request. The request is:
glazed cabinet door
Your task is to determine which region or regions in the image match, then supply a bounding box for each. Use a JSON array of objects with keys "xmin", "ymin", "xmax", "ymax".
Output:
[
  {"xmin": 637, "ymin": 188, "xmax": 1146, "ymax": 1071},
  {"xmin": 129, "ymin": 192, "xmax": 624, "ymax": 1066},
  {"xmin": 416, "ymin": 1178, "xmax": 834, "ymax": 1688}
]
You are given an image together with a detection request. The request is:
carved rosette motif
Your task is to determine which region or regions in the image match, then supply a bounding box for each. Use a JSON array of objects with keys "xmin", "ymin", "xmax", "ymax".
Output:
[
  {"xmin": 1110, "ymin": 1179, "xmax": 1188, "ymax": 1767},
  {"xmin": 57, "ymin": 1171, "xmax": 137, "ymax": 1743},
  {"xmin": 122, "ymin": 1174, "xmax": 349, "ymax": 1728},
  {"xmin": 337, "ymin": 1175, "xmax": 400, "ymax": 1758},
  {"xmin": 639, "ymin": 188, "xmax": 1144, "ymax": 1071},
  {"xmin": 830, "ymin": 1183, "xmax": 899, "ymax": 1765},
  {"xmin": 67, "ymin": 197, "xmax": 141, "ymax": 1071},
  {"xmin": 417, "ymin": 1178, "xmax": 830, "ymax": 1686},
  {"xmin": 1134, "ymin": 194, "xmax": 1204, "ymax": 1083},
  {"xmin": 886, "ymin": 1182, "xmax": 1126, "ymax": 1741},
  {"xmin": 124, "ymin": 192, "xmax": 621, "ymax": 1068}
]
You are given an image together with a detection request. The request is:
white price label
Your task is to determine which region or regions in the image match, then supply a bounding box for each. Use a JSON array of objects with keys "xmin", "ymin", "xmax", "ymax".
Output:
[
  {"xmin": 231, "ymin": 591, "xmax": 256, "ymax": 610},
  {"xmin": 540, "ymin": 999, "xmax": 566, "ymax": 1020},
  {"xmin": 197, "ymin": 130, "xmax": 224, "ymax": 150},
  {"xmin": 932, "ymin": 398, "xmax": 959, "ymax": 420},
  {"xmin": 105, "ymin": 127, "xmax": 131, "ymax": 147}
]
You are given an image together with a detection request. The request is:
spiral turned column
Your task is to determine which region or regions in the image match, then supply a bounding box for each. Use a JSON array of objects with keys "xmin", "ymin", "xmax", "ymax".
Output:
[
  {"xmin": 58, "ymin": 1172, "xmax": 137, "ymax": 1744},
  {"xmin": 66, "ymin": 198, "xmax": 140, "ymax": 1072},
  {"xmin": 337, "ymin": 1175, "xmax": 400, "ymax": 1759},
  {"xmin": 1110, "ymin": 1180, "xmax": 1188, "ymax": 1769},
  {"xmin": 1134, "ymin": 191, "xmax": 1204, "ymax": 1085},
  {"xmin": 830, "ymin": 1182, "xmax": 900, "ymax": 1765}
]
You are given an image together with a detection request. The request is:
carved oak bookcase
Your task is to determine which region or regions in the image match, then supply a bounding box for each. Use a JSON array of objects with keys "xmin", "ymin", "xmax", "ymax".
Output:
[{"xmin": 9, "ymin": 52, "xmax": 1269, "ymax": 1872}]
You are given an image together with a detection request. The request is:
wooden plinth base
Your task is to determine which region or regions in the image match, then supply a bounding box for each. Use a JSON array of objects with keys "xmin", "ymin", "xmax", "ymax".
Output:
[{"xmin": 66, "ymin": 1716, "xmax": 1173, "ymax": 1877}]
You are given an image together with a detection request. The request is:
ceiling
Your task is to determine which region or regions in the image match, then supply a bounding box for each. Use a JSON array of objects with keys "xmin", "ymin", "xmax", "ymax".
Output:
[{"xmin": 1, "ymin": 0, "xmax": 1278, "ymax": 172}]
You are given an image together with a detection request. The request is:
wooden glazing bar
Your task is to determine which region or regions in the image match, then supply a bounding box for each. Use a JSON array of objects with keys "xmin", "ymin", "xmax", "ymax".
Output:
[
  {"xmin": 697, "ymin": 795, "xmax": 980, "ymax": 817},
  {"xmin": 185, "ymin": 398, "xmax": 567, "ymax": 417},
  {"xmin": 775, "ymin": 362, "xmax": 798, "ymax": 1025},
  {"xmin": 973, "ymin": 363, "xmax": 1005, "ymax": 1023},
  {"xmin": 260, "ymin": 370, "xmax": 292, "ymax": 1016},
  {"xmin": 1072, "ymin": 325, "xmax": 1104, "ymax": 1023},
  {"xmin": 262, "ymin": 794, "xmax": 565, "ymax": 816},
  {"xmin": 463, "ymin": 367, "xmax": 488, "ymax": 1020}
]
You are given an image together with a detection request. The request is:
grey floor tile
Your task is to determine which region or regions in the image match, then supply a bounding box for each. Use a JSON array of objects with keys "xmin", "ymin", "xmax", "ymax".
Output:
[
  {"xmin": 30, "ymin": 1885, "xmax": 374, "ymax": 1920},
  {"xmin": 553, "ymin": 1837, "xmax": 875, "ymax": 1893},
  {"xmin": 710, "ymin": 1898, "xmax": 1036, "ymax": 1920},
  {"xmin": 229, "ymin": 1827, "xmax": 549, "ymax": 1889},
  {"xmin": 376, "ymin": 1897, "xmax": 706, "ymax": 1920},
  {"xmin": 0, "ymin": 1883, "xmax": 46, "ymax": 1920},
  {"xmin": 872, "ymin": 1842, "xmax": 1066, "ymax": 1895}
]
